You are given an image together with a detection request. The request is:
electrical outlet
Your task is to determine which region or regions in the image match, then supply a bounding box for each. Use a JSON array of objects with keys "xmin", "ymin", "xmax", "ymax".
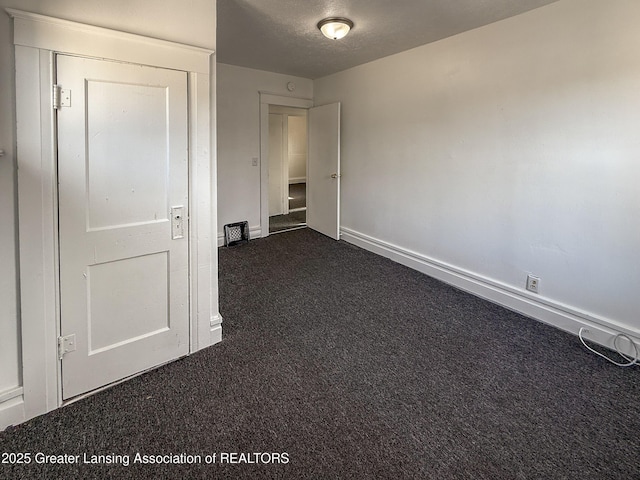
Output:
[{"xmin": 526, "ymin": 274, "xmax": 540, "ymax": 293}]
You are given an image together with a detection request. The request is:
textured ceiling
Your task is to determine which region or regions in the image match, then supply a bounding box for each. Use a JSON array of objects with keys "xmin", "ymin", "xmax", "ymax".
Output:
[{"xmin": 217, "ymin": 0, "xmax": 559, "ymax": 79}]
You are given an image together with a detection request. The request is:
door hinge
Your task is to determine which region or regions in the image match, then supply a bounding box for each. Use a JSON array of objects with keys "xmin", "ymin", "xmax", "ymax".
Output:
[
  {"xmin": 58, "ymin": 334, "xmax": 77, "ymax": 359},
  {"xmin": 52, "ymin": 85, "xmax": 71, "ymax": 110}
]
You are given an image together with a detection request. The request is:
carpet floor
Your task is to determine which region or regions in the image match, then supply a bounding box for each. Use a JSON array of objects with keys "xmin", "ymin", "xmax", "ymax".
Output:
[
  {"xmin": 269, "ymin": 210, "xmax": 306, "ymax": 233},
  {"xmin": 288, "ymin": 183, "xmax": 306, "ymax": 210},
  {"xmin": 1, "ymin": 228, "xmax": 638, "ymax": 479}
]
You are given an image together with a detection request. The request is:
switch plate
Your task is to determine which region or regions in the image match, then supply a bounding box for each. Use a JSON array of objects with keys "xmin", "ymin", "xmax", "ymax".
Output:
[{"xmin": 252, "ymin": 157, "xmax": 259, "ymax": 166}]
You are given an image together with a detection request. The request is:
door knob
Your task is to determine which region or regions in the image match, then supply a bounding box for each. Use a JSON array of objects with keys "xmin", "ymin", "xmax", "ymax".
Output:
[{"xmin": 330, "ymin": 173, "xmax": 341, "ymax": 179}]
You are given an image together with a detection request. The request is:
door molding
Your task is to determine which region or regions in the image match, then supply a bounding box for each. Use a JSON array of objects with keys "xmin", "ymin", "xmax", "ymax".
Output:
[
  {"xmin": 4, "ymin": 9, "xmax": 220, "ymax": 430},
  {"xmin": 259, "ymin": 92, "xmax": 313, "ymax": 237}
]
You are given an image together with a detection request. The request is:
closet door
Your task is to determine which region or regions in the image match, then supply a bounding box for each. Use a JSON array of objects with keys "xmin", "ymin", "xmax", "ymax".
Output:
[{"xmin": 57, "ymin": 54, "xmax": 189, "ymax": 399}]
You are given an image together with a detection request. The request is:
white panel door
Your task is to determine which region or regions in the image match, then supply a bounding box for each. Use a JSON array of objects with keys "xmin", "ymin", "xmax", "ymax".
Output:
[
  {"xmin": 307, "ymin": 103, "xmax": 341, "ymax": 240},
  {"xmin": 56, "ymin": 55, "xmax": 189, "ymax": 399}
]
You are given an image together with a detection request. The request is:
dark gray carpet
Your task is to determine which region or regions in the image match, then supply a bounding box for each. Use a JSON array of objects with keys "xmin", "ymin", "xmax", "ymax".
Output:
[
  {"xmin": 1, "ymin": 228, "xmax": 639, "ymax": 479},
  {"xmin": 288, "ymin": 183, "xmax": 306, "ymax": 210}
]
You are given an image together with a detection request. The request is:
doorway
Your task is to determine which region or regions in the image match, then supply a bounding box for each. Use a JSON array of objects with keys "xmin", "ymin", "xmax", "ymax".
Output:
[
  {"xmin": 259, "ymin": 93, "xmax": 341, "ymax": 240},
  {"xmin": 268, "ymin": 106, "xmax": 308, "ymax": 234}
]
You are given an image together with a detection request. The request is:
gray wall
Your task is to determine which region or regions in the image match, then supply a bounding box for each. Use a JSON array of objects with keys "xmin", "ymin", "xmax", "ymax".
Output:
[
  {"xmin": 216, "ymin": 63, "xmax": 313, "ymax": 238},
  {"xmin": 314, "ymin": 0, "xmax": 640, "ymax": 335}
]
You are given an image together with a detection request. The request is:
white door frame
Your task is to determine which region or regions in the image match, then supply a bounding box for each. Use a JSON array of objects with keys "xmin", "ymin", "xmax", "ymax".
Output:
[
  {"xmin": 4, "ymin": 9, "xmax": 221, "ymax": 430},
  {"xmin": 268, "ymin": 113, "xmax": 289, "ymax": 216},
  {"xmin": 259, "ymin": 93, "xmax": 313, "ymax": 237}
]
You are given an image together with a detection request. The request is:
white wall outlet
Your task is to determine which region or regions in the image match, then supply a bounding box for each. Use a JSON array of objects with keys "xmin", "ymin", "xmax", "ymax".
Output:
[{"xmin": 526, "ymin": 274, "xmax": 540, "ymax": 293}]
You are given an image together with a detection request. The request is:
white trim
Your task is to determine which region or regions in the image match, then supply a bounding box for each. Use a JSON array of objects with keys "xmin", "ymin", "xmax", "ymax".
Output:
[
  {"xmin": 188, "ymin": 72, "xmax": 201, "ymax": 354},
  {"xmin": 0, "ymin": 387, "xmax": 24, "ymax": 404},
  {"xmin": 260, "ymin": 93, "xmax": 313, "ymax": 238},
  {"xmin": 188, "ymin": 69, "xmax": 220, "ymax": 354},
  {"xmin": 0, "ymin": 396, "xmax": 25, "ymax": 431},
  {"xmin": 281, "ymin": 115, "xmax": 290, "ymax": 215},
  {"xmin": 260, "ymin": 93, "xmax": 313, "ymax": 109},
  {"xmin": 250, "ymin": 225, "xmax": 263, "ymax": 241},
  {"xmin": 340, "ymin": 227, "xmax": 640, "ymax": 357},
  {"xmin": 8, "ymin": 10, "xmax": 219, "ymax": 430},
  {"xmin": 289, "ymin": 177, "xmax": 307, "ymax": 184},
  {"xmin": 209, "ymin": 57, "xmax": 221, "ymax": 349},
  {"xmin": 210, "ymin": 314, "xmax": 223, "ymax": 345},
  {"xmin": 7, "ymin": 9, "xmax": 212, "ymax": 73},
  {"xmin": 14, "ymin": 46, "xmax": 60, "ymax": 423}
]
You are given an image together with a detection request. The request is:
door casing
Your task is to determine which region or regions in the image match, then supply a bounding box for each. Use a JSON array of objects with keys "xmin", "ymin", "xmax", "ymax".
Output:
[
  {"xmin": 6, "ymin": 9, "xmax": 220, "ymax": 430},
  {"xmin": 259, "ymin": 93, "xmax": 313, "ymax": 237},
  {"xmin": 260, "ymin": 94, "xmax": 341, "ymax": 239},
  {"xmin": 268, "ymin": 113, "xmax": 289, "ymax": 216}
]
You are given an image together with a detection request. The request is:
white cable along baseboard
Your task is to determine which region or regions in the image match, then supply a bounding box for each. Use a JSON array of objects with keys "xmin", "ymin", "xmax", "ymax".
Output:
[{"xmin": 340, "ymin": 227, "xmax": 640, "ymax": 359}]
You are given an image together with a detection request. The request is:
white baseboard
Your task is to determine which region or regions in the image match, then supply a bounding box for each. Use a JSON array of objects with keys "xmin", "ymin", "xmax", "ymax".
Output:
[
  {"xmin": 217, "ymin": 225, "xmax": 262, "ymax": 247},
  {"xmin": 251, "ymin": 226, "xmax": 262, "ymax": 240},
  {"xmin": 289, "ymin": 177, "xmax": 306, "ymax": 184},
  {"xmin": 0, "ymin": 395, "xmax": 25, "ymax": 432},
  {"xmin": 210, "ymin": 314, "xmax": 223, "ymax": 345},
  {"xmin": 340, "ymin": 227, "xmax": 640, "ymax": 357}
]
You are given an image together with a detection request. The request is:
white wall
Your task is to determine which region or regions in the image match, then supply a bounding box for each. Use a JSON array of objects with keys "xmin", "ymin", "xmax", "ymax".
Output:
[
  {"xmin": 0, "ymin": 0, "xmax": 215, "ymax": 417},
  {"xmin": 268, "ymin": 113, "xmax": 286, "ymax": 216},
  {"xmin": 217, "ymin": 63, "xmax": 313, "ymax": 238},
  {"xmin": 314, "ymin": 0, "xmax": 640, "ymax": 340},
  {"xmin": 268, "ymin": 105, "xmax": 307, "ymax": 183},
  {"xmin": 288, "ymin": 115, "xmax": 307, "ymax": 183}
]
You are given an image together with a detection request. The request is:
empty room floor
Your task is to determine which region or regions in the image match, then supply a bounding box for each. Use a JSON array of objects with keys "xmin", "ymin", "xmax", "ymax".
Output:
[{"xmin": 1, "ymin": 228, "xmax": 638, "ymax": 479}]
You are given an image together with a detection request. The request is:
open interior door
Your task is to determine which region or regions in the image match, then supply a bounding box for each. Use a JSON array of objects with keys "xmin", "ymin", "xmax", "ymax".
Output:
[{"xmin": 307, "ymin": 102, "xmax": 341, "ymax": 240}]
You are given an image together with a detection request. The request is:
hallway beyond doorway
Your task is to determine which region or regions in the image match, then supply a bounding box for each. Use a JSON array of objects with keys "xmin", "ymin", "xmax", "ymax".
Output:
[{"xmin": 269, "ymin": 182, "xmax": 306, "ymax": 233}]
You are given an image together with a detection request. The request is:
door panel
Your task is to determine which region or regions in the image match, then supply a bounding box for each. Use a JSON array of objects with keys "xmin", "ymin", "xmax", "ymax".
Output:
[
  {"xmin": 87, "ymin": 252, "xmax": 169, "ymax": 354},
  {"xmin": 57, "ymin": 55, "xmax": 189, "ymax": 399},
  {"xmin": 307, "ymin": 103, "xmax": 341, "ymax": 240},
  {"xmin": 86, "ymin": 80, "xmax": 169, "ymax": 230}
]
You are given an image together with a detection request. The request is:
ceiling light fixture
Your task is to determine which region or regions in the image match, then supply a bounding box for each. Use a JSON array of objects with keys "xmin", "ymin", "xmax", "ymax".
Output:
[{"xmin": 317, "ymin": 17, "xmax": 354, "ymax": 40}]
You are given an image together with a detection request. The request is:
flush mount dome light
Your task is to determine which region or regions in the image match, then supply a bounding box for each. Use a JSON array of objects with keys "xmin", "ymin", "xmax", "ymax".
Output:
[{"xmin": 317, "ymin": 17, "xmax": 354, "ymax": 40}]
